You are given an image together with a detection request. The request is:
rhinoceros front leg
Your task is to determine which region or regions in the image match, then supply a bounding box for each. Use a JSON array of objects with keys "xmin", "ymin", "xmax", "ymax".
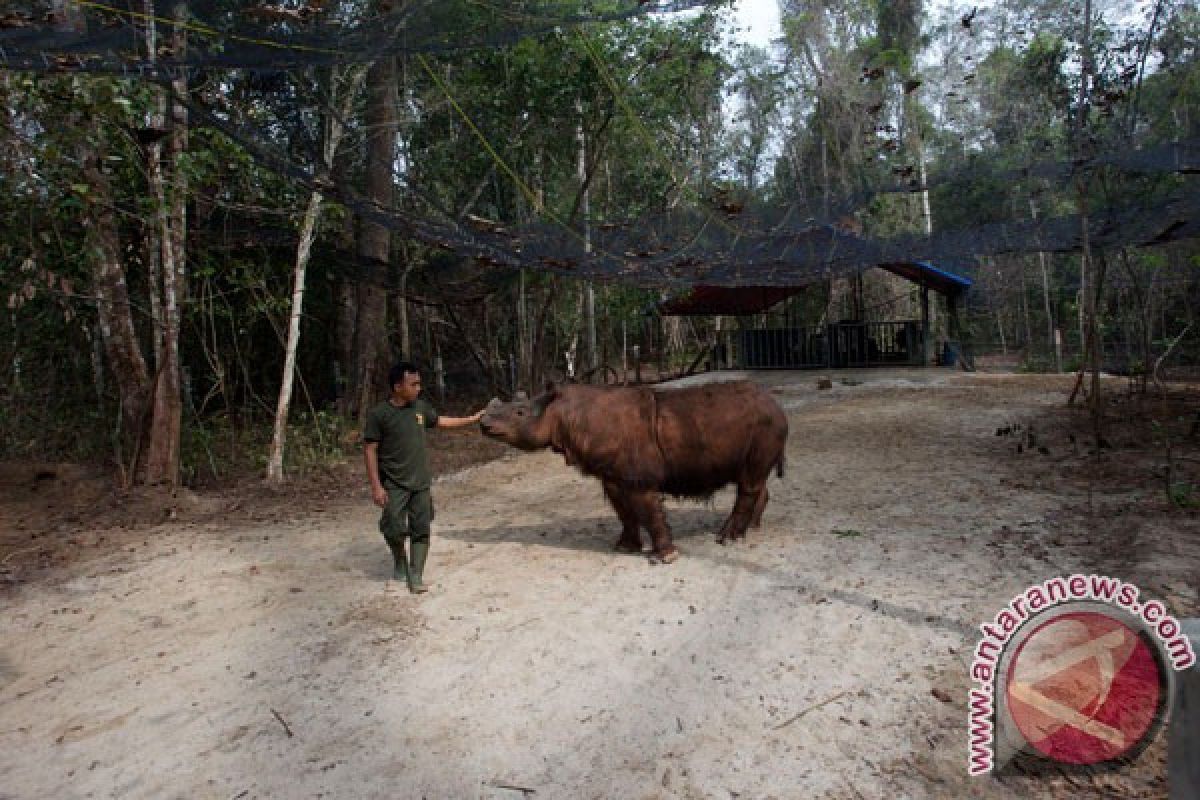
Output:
[
  {"xmin": 717, "ymin": 483, "xmax": 762, "ymax": 544},
  {"xmin": 603, "ymin": 481, "xmax": 643, "ymax": 553},
  {"xmin": 629, "ymin": 489, "xmax": 678, "ymax": 564}
]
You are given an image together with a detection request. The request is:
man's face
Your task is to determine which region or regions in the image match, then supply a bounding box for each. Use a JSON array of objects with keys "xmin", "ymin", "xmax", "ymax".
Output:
[{"xmin": 393, "ymin": 371, "xmax": 422, "ymax": 404}]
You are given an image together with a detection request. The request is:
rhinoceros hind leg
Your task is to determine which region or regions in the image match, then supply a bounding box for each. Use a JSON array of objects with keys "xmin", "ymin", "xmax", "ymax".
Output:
[
  {"xmin": 750, "ymin": 487, "xmax": 769, "ymax": 528},
  {"xmin": 717, "ymin": 484, "xmax": 761, "ymax": 543}
]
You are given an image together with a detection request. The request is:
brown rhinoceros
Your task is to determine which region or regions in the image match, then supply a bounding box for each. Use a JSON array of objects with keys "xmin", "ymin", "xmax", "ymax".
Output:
[{"xmin": 479, "ymin": 380, "xmax": 788, "ymax": 563}]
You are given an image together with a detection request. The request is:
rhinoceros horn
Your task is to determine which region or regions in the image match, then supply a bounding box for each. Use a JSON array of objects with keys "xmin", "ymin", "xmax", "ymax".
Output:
[{"xmin": 514, "ymin": 390, "xmax": 528, "ymax": 401}]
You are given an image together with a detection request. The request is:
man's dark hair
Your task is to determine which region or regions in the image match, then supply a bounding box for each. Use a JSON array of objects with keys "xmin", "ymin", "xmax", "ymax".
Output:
[{"xmin": 388, "ymin": 361, "xmax": 419, "ymax": 389}]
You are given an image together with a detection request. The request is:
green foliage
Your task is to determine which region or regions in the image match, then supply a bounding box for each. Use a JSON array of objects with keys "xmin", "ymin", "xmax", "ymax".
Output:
[
  {"xmin": 0, "ymin": 390, "xmax": 113, "ymax": 464},
  {"xmin": 179, "ymin": 410, "xmax": 354, "ymax": 487},
  {"xmin": 1167, "ymin": 481, "xmax": 1200, "ymax": 509},
  {"xmin": 283, "ymin": 410, "xmax": 355, "ymax": 473},
  {"xmin": 404, "ymin": 6, "xmax": 729, "ymax": 223}
]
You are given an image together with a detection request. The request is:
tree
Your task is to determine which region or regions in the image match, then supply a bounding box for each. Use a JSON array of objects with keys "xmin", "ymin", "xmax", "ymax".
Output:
[{"xmin": 267, "ymin": 66, "xmax": 365, "ymax": 483}]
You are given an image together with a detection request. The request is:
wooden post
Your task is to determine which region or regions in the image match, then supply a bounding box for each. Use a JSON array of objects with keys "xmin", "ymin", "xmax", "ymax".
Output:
[
  {"xmin": 633, "ymin": 345, "xmax": 642, "ymax": 385},
  {"xmin": 920, "ymin": 287, "xmax": 931, "ymax": 366},
  {"xmin": 947, "ymin": 292, "xmax": 968, "ymax": 369}
]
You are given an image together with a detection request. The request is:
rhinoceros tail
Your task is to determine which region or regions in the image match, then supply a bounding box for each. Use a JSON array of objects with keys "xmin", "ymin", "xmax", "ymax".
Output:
[{"xmin": 775, "ymin": 454, "xmax": 786, "ymax": 479}]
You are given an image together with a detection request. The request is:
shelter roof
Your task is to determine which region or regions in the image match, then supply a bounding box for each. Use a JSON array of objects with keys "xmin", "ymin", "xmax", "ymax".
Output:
[
  {"xmin": 878, "ymin": 261, "xmax": 973, "ymax": 297},
  {"xmin": 658, "ymin": 260, "xmax": 972, "ymax": 316},
  {"xmin": 657, "ymin": 286, "xmax": 806, "ymax": 316}
]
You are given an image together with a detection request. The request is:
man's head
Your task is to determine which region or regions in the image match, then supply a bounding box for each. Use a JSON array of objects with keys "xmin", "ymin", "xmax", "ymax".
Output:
[{"xmin": 388, "ymin": 361, "xmax": 422, "ymax": 404}]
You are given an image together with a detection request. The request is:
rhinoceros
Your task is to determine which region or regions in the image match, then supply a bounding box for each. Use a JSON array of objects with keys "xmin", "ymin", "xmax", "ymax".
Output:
[{"xmin": 480, "ymin": 380, "xmax": 788, "ymax": 563}]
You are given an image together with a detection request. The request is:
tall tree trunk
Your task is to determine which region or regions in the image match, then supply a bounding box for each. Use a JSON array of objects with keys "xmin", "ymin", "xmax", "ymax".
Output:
[
  {"xmin": 335, "ymin": 287, "xmax": 356, "ymax": 412},
  {"xmin": 516, "ymin": 269, "xmax": 529, "ymax": 393},
  {"xmin": 1030, "ymin": 197, "xmax": 1059, "ymax": 371},
  {"xmin": 63, "ymin": 0, "xmax": 150, "ymax": 480},
  {"xmin": 575, "ymin": 104, "xmax": 596, "ymax": 380},
  {"xmin": 1070, "ymin": 0, "xmax": 1101, "ymax": 426},
  {"xmin": 529, "ymin": 279, "xmax": 557, "ymax": 389},
  {"xmin": 901, "ymin": 90, "xmax": 933, "ymax": 238},
  {"xmin": 349, "ymin": 54, "xmax": 397, "ymax": 416},
  {"xmin": 266, "ymin": 187, "xmax": 321, "ymax": 482},
  {"xmin": 142, "ymin": 0, "xmax": 188, "ymax": 487},
  {"xmin": 396, "ymin": 244, "xmax": 412, "ymax": 359},
  {"xmin": 1018, "ymin": 257, "xmax": 1033, "ymax": 351},
  {"xmin": 267, "ymin": 67, "xmax": 363, "ymax": 483},
  {"xmin": 78, "ymin": 140, "xmax": 151, "ymax": 454}
]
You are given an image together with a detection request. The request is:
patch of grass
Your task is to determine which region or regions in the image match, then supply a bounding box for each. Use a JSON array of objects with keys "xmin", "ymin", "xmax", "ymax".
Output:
[
  {"xmin": 831, "ymin": 528, "xmax": 863, "ymax": 539},
  {"xmin": 1168, "ymin": 481, "xmax": 1200, "ymax": 509}
]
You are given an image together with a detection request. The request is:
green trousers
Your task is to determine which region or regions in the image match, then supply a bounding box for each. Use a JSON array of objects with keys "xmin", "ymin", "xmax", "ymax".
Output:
[{"xmin": 378, "ymin": 485, "xmax": 434, "ymax": 589}]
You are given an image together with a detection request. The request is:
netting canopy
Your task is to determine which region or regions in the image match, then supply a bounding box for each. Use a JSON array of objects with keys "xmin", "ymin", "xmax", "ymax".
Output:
[
  {"xmin": 0, "ymin": 1, "xmax": 718, "ymax": 71},
  {"xmin": 3, "ymin": 0, "xmax": 1199, "ymax": 289}
]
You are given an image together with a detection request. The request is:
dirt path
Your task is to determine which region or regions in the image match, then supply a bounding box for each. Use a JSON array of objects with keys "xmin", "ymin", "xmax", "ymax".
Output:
[{"xmin": 1, "ymin": 370, "xmax": 1196, "ymax": 799}]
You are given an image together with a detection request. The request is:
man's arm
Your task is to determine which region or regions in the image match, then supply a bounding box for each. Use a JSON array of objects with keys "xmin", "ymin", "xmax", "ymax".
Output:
[
  {"xmin": 364, "ymin": 441, "xmax": 388, "ymax": 507},
  {"xmin": 436, "ymin": 409, "xmax": 485, "ymax": 430}
]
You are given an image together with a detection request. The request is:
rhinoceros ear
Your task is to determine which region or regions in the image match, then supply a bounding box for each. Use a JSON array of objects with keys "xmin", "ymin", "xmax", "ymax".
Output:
[
  {"xmin": 532, "ymin": 382, "xmax": 560, "ymax": 417},
  {"xmin": 514, "ymin": 390, "xmax": 528, "ymax": 402}
]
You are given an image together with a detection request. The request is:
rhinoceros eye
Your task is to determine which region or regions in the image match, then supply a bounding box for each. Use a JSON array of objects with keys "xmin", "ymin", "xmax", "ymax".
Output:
[{"xmin": 516, "ymin": 409, "xmax": 526, "ymax": 417}]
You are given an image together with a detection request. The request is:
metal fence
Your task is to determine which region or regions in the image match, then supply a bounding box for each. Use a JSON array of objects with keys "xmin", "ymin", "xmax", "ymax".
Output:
[{"xmin": 715, "ymin": 320, "xmax": 926, "ymax": 370}]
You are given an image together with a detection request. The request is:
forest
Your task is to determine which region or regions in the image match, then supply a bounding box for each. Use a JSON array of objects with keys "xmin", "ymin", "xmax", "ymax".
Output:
[{"xmin": 2, "ymin": 0, "xmax": 1198, "ymax": 487}]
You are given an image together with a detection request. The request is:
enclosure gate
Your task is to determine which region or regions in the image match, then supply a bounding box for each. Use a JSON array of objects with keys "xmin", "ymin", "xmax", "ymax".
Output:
[{"xmin": 715, "ymin": 321, "xmax": 925, "ymax": 370}]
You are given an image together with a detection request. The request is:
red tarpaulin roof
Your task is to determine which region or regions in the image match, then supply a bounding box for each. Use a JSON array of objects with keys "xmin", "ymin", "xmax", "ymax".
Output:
[
  {"xmin": 658, "ymin": 261, "xmax": 972, "ymax": 316},
  {"xmin": 657, "ymin": 286, "xmax": 808, "ymax": 316}
]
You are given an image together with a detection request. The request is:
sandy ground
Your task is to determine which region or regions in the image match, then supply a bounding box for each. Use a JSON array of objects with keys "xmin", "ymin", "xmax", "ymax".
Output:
[{"xmin": 1, "ymin": 368, "xmax": 1197, "ymax": 799}]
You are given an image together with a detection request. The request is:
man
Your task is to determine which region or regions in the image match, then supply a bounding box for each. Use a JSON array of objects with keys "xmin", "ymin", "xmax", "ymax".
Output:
[{"xmin": 363, "ymin": 362, "xmax": 484, "ymax": 594}]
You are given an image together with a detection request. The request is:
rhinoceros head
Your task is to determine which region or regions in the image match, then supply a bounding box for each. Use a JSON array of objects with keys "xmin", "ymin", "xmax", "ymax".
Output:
[{"xmin": 479, "ymin": 383, "xmax": 560, "ymax": 451}]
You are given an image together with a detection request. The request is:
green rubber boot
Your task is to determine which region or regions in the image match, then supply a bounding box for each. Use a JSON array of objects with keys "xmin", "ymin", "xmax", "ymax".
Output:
[
  {"xmin": 386, "ymin": 539, "xmax": 410, "ymax": 585},
  {"xmin": 408, "ymin": 538, "xmax": 430, "ymax": 594}
]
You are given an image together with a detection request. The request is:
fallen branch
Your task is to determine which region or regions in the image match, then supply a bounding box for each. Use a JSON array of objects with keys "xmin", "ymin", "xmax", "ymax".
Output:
[
  {"xmin": 270, "ymin": 708, "xmax": 294, "ymax": 738},
  {"xmin": 489, "ymin": 782, "xmax": 536, "ymax": 796},
  {"xmin": 772, "ymin": 689, "xmax": 850, "ymax": 730}
]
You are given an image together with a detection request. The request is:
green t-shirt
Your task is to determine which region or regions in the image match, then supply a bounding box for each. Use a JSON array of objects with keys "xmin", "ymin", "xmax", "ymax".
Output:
[{"xmin": 363, "ymin": 398, "xmax": 440, "ymax": 490}]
